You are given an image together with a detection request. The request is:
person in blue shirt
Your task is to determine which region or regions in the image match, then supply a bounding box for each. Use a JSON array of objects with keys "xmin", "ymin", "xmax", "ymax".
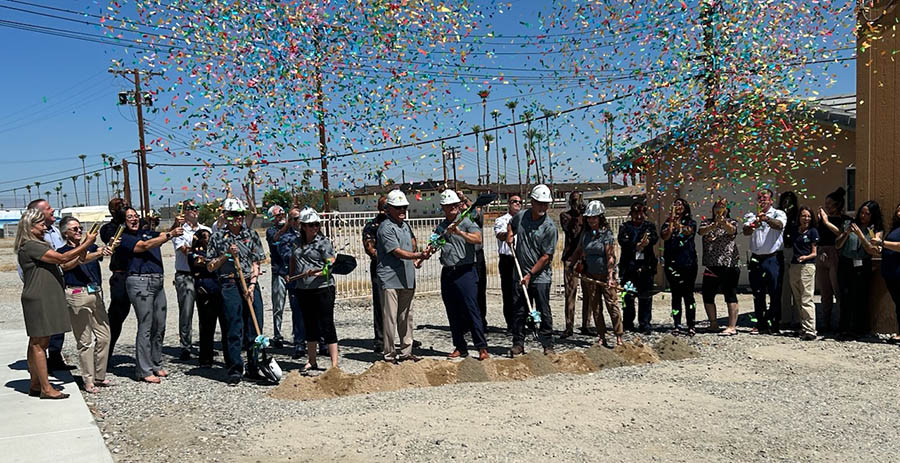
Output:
[
  {"xmin": 265, "ymin": 205, "xmax": 288, "ymax": 348},
  {"xmin": 58, "ymin": 217, "xmax": 116, "ymax": 393},
  {"xmin": 116, "ymin": 207, "xmax": 184, "ymax": 383},
  {"xmin": 788, "ymin": 206, "xmax": 819, "ymax": 340},
  {"xmin": 872, "ymin": 202, "xmax": 900, "ymax": 342},
  {"xmin": 836, "ymin": 200, "xmax": 883, "ymax": 337},
  {"xmin": 618, "ymin": 202, "xmax": 659, "ymax": 334},
  {"xmin": 660, "ymin": 198, "xmax": 699, "ymax": 335}
]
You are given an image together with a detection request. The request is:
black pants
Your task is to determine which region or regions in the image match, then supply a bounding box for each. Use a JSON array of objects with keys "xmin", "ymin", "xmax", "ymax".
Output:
[
  {"xmin": 475, "ymin": 249, "xmax": 488, "ymax": 327},
  {"xmin": 196, "ymin": 282, "xmax": 227, "ymax": 365},
  {"xmin": 622, "ymin": 268, "xmax": 654, "ymax": 331},
  {"xmin": 749, "ymin": 253, "xmax": 781, "ymax": 330},
  {"xmin": 665, "ymin": 264, "xmax": 698, "ymax": 329},
  {"xmin": 498, "ymin": 255, "xmax": 517, "ymax": 332},
  {"xmin": 106, "ymin": 272, "xmax": 132, "ymax": 361},
  {"xmin": 441, "ymin": 265, "xmax": 487, "ymax": 352},
  {"xmin": 887, "ymin": 277, "xmax": 900, "ymax": 333},
  {"xmin": 512, "ymin": 282, "xmax": 553, "ymax": 348},
  {"xmin": 370, "ymin": 260, "xmax": 383, "ymax": 349},
  {"xmin": 702, "ymin": 266, "xmax": 740, "ymax": 304},
  {"xmin": 296, "ymin": 286, "xmax": 338, "ymax": 345},
  {"xmin": 838, "ymin": 257, "xmax": 871, "ymax": 335}
]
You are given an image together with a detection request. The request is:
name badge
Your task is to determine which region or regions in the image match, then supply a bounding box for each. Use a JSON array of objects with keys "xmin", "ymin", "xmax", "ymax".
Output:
[
  {"xmin": 853, "ymin": 259, "xmax": 863, "ymax": 268},
  {"xmin": 636, "ymin": 251, "xmax": 644, "ymax": 261}
]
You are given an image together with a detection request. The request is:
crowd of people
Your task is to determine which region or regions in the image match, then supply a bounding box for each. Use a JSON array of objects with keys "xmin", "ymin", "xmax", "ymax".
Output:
[{"xmin": 13, "ymin": 183, "xmax": 900, "ymax": 396}]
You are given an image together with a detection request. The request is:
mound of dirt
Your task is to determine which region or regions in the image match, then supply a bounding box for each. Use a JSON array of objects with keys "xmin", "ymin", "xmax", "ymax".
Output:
[
  {"xmin": 551, "ymin": 350, "xmax": 600, "ymax": 374},
  {"xmin": 457, "ymin": 357, "xmax": 491, "ymax": 383},
  {"xmin": 489, "ymin": 356, "xmax": 534, "ymax": 381},
  {"xmin": 653, "ymin": 335, "xmax": 700, "ymax": 361},
  {"xmin": 352, "ymin": 360, "xmax": 430, "ymax": 394},
  {"xmin": 316, "ymin": 367, "xmax": 355, "ymax": 396},
  {"xmin": 522, "ymin": 351, "xmax": 556, "ymax": 376},
  {"xmin": 614, "ymin": 339, "xmax": 661, "ymax": 365},
  {"xmin": 268, "ymin": 371, "xmax": 330, "ymax": 401},
  {"xmin": 583, "ymin": 345, "xmax": 628, "ymax": 369},
  {"xmin": 424, "ymin": 361, "xmax": 459, "ymax": 386}
]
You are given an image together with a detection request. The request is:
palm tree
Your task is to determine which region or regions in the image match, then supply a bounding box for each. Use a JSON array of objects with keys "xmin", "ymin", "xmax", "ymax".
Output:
[
  {"xmin": 505, "ymin": 100, "xmax": 522, "ymax": 193},
  {"xmin": 111, "ymin": 180, "xmax": 121, "ymax": 198},
  {"xmin": 12, "ymin": 188, "xmax": 17, "ymax": 208},
  {"xmin": 86, "ymin": 174, "xmax": 92, "ymax": 205},
  {"xmin": 472, "ymin": 125, "xmax": 482, "ymax": 184},
  {"xmin": 54, "ymin": 183, "xmax": 62, "ymax": 207},
  {"xmin": 71, "ymin": 176, "xmax": 80, "ymax": 205},
  {"xmin": 501, "ymin": 147, "xmax": 508, "ymax": 184},
  {"xmin": 94, "ymin": 172, "xmax": 102, "ymax": 204},
  {"xmin": 533, "ymin": 131, "xmax": 545, "ymax": 183},
  {"xmin": 483, "ymin": 133, "xmax": 495, "ymax": 187},
  {"xmin": 62, "ymin": 193, "xmax": 68, "ymax": 208},
  {"xmin": 25, "ymin": 184, "xmax": 32, "ymax": 203},
  {"xmin": 523, "ymin": 127, "xmax": 538, "ymax": 184},
  {"xmin": 34, "ymin": 181, "xmax": 41, "ymax": 201},
  {"xmin": 541, "ymin": 108, "xmax": 556, "ymax": 185},
  {"xmin": 101, "ymin": 154, "xmax": 111, "ymax": 201},
  {"xmin": 78, "ymin": 154, "xmax": 88, "ymax": 199},
  {"xmin": 490, "ymin": 109, "xmax": 501, "ymax": 184},
  {"xmin": 477, "ymin": 90, "xmax": 490, "ymax": 185}
]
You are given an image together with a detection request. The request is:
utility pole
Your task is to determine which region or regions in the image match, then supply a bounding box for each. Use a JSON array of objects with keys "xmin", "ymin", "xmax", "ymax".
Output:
[
  {"xmin": 605, "ymin": 112, "xmax": 614, "ymax": 188},
  {"xmin": 443, "ymin": 145, "xmax": 460, "ymax": 189},
  {"xmin": 122, "ymin": 159, "xmax": 132, "ymax": 207},
  {"xmin": 314, "ymin": 28, "xmax": 331, "ymax": 212},
  {"xmin": 110, "ymin": 67, "xmax": 161, "ymax": 218},
  {"xmin": 700, "ymin": 0, "xmax": 719, "ymax": 112},
  {"xmin": 441, "ymin": 141, "xmax": 448, "ymax": 186}
]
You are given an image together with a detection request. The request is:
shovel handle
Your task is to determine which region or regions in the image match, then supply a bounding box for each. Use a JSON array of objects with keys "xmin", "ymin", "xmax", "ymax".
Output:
[{"xmin": 233, "ymin": 253, "xmax": 263, "ymax": 337}]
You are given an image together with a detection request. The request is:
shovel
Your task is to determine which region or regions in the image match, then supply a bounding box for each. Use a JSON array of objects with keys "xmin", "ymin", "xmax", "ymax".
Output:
[
  {"xmin": 286, "ymin": 254, "xmax": 358, "ymax": 282},
  {"xmin": 511, "ymin": 236, "xmax": 541, "ymax": 341},
  {"xmin": 233, "ymin": 253, "xmax": 282, "ymax": 384}
]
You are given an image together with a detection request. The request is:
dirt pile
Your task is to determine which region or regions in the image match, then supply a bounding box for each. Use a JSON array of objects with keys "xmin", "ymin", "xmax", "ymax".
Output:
[{"xmin": 270, "ymin": 339, "xmax": 697, "ymax": 401}]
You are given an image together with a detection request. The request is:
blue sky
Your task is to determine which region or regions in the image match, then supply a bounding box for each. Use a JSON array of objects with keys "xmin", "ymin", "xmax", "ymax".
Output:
[{"xmin": 0, "ymin": 0, "xmax": 856, "ymax": 209}]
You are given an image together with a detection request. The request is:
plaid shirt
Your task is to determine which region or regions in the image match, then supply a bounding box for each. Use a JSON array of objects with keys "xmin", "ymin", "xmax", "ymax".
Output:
[{"xmin": 207, "ymin": 225, "xmax": 266, "ymax": 278}]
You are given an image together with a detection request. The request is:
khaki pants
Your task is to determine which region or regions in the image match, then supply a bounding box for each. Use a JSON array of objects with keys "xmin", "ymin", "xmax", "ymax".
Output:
[
  {"xmin": 381, "ymin": 288, "xmax": 415, "ymax": 360},
  {"xmin": 581, "ymin": 273, "xmax": 623, "ymax": 336},
  {"xmin": 65, "ymin": 288, "xmax": 110, "ymax": 385},
  {"xmin": 789, "ymin": 264, "xmax": 817, "ymax": 336},
  {"xmin": 564, "ymin": 266, "xmax": 591, "ymax": 333}
]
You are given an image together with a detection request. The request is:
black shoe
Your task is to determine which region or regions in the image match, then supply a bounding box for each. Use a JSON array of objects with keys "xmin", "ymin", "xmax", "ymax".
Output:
[
  {"xmin": 244, "ymin": 369, "xmax": 263, "ymax": 381},
  {"xmin": 199, "ymin": 361, "xmax": 213, "ymax": 368},
  {"xmin": 47, "ymin": 354, "xmax": 76, "ymax": 371},
  {"xmin": 292, "ymin": 350, "xmax": 305, "ymax": 360},
  {"xmin": 508, "ymin": 345, "xmax": 525, "ymax": 357},
  {"xmin": 226, "ymin": 375, "xmax": 241, "ymax": 386},
  {"xmin": 271, "ymin": 337, "xmax": 284, "ymax": 349},
  {"xmin": 373, "ymin": 344, "xmax": 384, "ymax": 353},
  {"xmin": 412, "ymin": 340, "xmax": 423, "ymax": 349},
  {"xmin": 179, "ymin": 349, "xmax": 191, "ymax": 361}
]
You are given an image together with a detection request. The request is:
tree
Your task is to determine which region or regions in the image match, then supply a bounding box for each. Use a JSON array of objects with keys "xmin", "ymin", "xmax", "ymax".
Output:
[
  {"xmin": 523, "ymin": 127, "xmax": 538, "ymax": 184},
  {"xmin": 491, "ymin": 109, "xmax": 502, "ymax": 184},
  {"xmin": 25, "ymin": 184, "xmax": 32, "ymax": 203},
  {"xmin": 506, "ymin": 100, "xmax": 522, "ymax": 193},
  {"xmin": 541, "ymin": 108, "xmax": 556, "ymax": 185},
  {"xmin": 501, "ymin": 147, "xmax": 508, "ymax": 183},
  {"xmin": 54, "ymin": 183, "xmax": 62, "ymax": 207},
  {"xmin": 483, "ymin": 133, "xmax": 495, "ymax": 188},
  {"xmin": 62, "ymin": 193, "xmax": 67, "ymax": 208},
  {"xmin": 33, "ymin": 182, "xmax": 41, "ymax": 202},
  {"xmin": 472, "ymin": 125, "xmax": 482, "ymax": 184},
  {"xmin": 71, "ymin": 176, "xmax": 79, "ymax": 205},
  {"xmin": 478, "ymin": 90, "xmax": 490, "ymax": 184},
  {"xmin": 263, "ymin": 189, "xmax": 293, "ymax": 211},
  {"xmin": 94, "ymin": 172, "xmax": 103, "ymax": 204},
  {"xmin": 86, "ymin": 175, "xmax": 92, "ymax": 206},
  {"xmin": 78, "ymin": 154, "xmax": 87, "ymax": 202},
  {"xmin": 533, "ymin": 131, "xmax": 545, "ymax": 183},
  {"xmin": 111, "ymin": 180, "xmax": 121, "ymax": 198},
  {"xmin": 101, "ymin": 153, "xmax": 111, "ymax": 201},
  {"xmin": 197, "ymin": 200, "xmax": 222, "ymax": 226}
]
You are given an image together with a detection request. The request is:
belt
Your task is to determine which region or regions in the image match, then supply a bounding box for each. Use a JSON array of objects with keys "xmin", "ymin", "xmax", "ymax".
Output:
[
  {"xmin": 443, "ymin": 263, "xmax": 474, "ymax": 272},
  {"xmin": 752, "ymin": 252, "xmax": 776, "ymax": 259},
  {"xmin": 175, "ymin": 270, "xmax": 192, "ymax": 275}
]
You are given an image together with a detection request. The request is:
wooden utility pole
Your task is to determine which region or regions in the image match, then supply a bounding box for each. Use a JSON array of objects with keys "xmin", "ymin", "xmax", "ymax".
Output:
[
  {"xmin": 314, "ymin": 29, "xmax": 331, "ymax": 212},
  {"xmin": 443, "ymin": 145, "xmax": 460, "ymax": 189},
  {"xmin": 110, "ymin": 67, "xmax": 161, "ymax": 218},
  {"xmin": 700, "ymin": 0, "xmax": 719, "ymax": 112},
  {"xmin": 122, "ymin": 159, "xmax": 132, "ymax": 206},
  {"xmin": 441, "ymin": 141, "xmax": 448, "ymax": 186},
  {"xmin": 605, "ymin": 112, "xmax": 614, "ymax": 187}
]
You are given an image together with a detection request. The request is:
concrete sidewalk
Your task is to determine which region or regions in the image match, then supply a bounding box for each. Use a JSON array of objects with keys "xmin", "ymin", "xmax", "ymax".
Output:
[{"xmin": 0, "ymin": 330, "xmax": 113, "ymax": 463}]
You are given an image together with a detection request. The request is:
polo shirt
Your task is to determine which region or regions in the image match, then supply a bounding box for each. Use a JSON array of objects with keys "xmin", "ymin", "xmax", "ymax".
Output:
[
  {"xmin": 118, "ymin": 230, "xmax": 165, "ymax": 275},
  {"xmin": 510, "ymin": 209, "xmax": 558, "ymax": 284},
  {"xmin": 291, "ymin": 233, "xmax": 336, "ymax": 290},
  {"xmin": 438, "ymin": 216, "xmax": 480, "ymax": 267},
  {"xmin": 376, "ymin": 218, "xmax": 417, "ymax": 289},
  {"xmin": 57, "ymin": 243, "xmax": 102, "ymax": 287}
]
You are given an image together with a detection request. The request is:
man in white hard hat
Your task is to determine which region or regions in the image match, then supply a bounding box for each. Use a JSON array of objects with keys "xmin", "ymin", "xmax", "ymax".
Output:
[
  {"xmin": 264, "ymin": 204, "xmax": 288, "ymax": 348},
  {"xmin": 376, "ymin": 189, "xmax": 429, "ymax": 362},
  {"xmin": 506, "ymin": 184, "xmax": 559, "ymax": 356},
  {"xmin": 494, "ymin": 194, "xmax": 522, "ymax": 333},
  {"xmin": 172, "ymin": 199, "xmax": 211, "ymax": 360},
  {"xmin": 436, "ymin": 190, "xmax": 489, "ymax": 360},
  {"xmin": 206, "ymin": 198, "xmax": 268, "ymax": 385}
]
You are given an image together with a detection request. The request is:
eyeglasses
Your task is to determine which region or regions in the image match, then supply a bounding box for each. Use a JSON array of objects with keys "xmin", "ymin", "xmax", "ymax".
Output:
[
  {"xmin": 306, "ymin": 223, "xmax": 322, "ymax": 227},
  {"xmin": 289, "ymin": 216, "xmax": 300, "ymax": 221},
  {"xmin": 184, "ymin": 205, "xmax": 200, "ymax": 211},
  {"xmin": 70, "ymin": 226, "xmax": 84, "ymax": 232},
  {"xmin": 509, "ymin": 200, "xmax": 522, "ymax": 204},
  {"xmin": 392, "ymin": 205, "xmax": 408, "ymax": 210}
]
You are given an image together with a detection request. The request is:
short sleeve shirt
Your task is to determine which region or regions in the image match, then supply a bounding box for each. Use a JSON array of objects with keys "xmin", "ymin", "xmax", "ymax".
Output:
[
  {"xmin": 469, "ymin": 208, "xmax": 485, "ymax": 252},
  {"xmin": 438, "ymin": 217, "xmax": 480, "ymax": 267},
  {"xmin": 700, "ymin": 218, "xmax": 741, "ymax": 268},
  {"xmin": 291, "ymin": 233, "xmax": 336, "ymax": 289},
  {"xmin": 662, "ymin": 218, "xmax": 698, "ymax": 269},
  {"xmin": 207, "ymin": 226, "xmax": 267, "ymax": 278},
  {"xmin": 881, "ymin": 227, "xmax": 900, "ymax": 281},
  {"xmin": 362, "ymin": 214, "xmax": 387, "ymax": 261},
  {"xmin": 744, "ymin": 208, "xmax": 787, "ymax": 254},
  {"xmin": 57, "ymin": 244, "xmax": 102, "ymax": 287},
  {"xmin": 510, "ymin": 209, "xmax": 558, "ymax": 284},
  {"xmin": 493, "ymin": 213, "xmax": 513, "ymax": 256},
  {"xmin": 792, "ymin": 227, "xmax": 819, "ymax": 264},
  {"xmin": 376, "ymin": 218, "xmax": 417, "ymax": 289},
  {"xmin": 118, "ymin": 230, "xmax": 165, "ymax": 274},
  {"xmin": 839, "ymin": 220, "xmax": 875, "ymax": 261},
  {"xmin": 582, "ymin": 228, "xmax": 615, "ymax": 275},
  {"xmin": 266, "ymin": 225, "xmax": 289, "ymax": 275},
  {"xmin": 172, "ymin": 222, "xmax": 211, "ymax": 272}
]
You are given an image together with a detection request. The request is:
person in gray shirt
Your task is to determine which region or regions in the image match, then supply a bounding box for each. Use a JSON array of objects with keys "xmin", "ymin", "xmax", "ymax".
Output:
[
  {"xmin": 434, "ymin": 190, "xmax": 488, "ymax": 361},
  {"xmin": 506, "ymin": 184, "xmax": 558, "ymax": 356},
  {"xmin": 376, "ymin": 190, "xmax": 428, "ymax": 362}
]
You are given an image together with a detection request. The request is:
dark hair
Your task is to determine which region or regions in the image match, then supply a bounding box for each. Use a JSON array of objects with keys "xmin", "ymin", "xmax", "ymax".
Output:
[
  {"xmin": 673, "ymin": 198, "xmax": 692, "ymax": 223},
  {"xmin": 779, "ymin": 191, "xmax": 799, "ymax": 226},
  {"xmin": 27, "ymin": 198, "xmax": 48, "ymax": 209},
  {"xmin": 192, "ymin": 229, "xmax": 211, "ymax": 250},
  {"xmin": 826, "ymin": 187, "xmax": 846, "ymax": 211},
  {"xmin": 797, "ymin": 205, "xmax": 817, "ymax": 228},
  {"xmin": 892, "ymin": 202, "xmax": 900, "ymax": 232},
  {"xmin": 855, "ymin": 200, "xmax": 884, "ymax": 232},
  {"xmin": 629, "ymin": 201, "xmax": 647, "ymax": 217},
  {"xmin": 585, "ymin": 214, "xmax": 609, "ymax": 230},
  {"xmin": 758, "ymin": 189, "xmax": 774, "ymax": 200}
]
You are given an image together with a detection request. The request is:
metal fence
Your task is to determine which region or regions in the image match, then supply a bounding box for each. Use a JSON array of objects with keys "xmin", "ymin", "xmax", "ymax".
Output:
[{"xmin": 316, "ymin": 212, "xmax": 629, "ymax": 301}]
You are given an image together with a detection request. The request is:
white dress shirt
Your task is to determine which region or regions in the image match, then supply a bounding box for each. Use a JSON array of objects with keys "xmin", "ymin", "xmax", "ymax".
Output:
[
  {"xmin": 744, "ymin": 207, "xmax": 787, "ymax": 255},
  {"xmin": 493, "ymin": 212, "xmax": 514, "ymax": 256},
  {"xmin": 172, "ymin": 221, "xmax": 211, "ymax": 272}
]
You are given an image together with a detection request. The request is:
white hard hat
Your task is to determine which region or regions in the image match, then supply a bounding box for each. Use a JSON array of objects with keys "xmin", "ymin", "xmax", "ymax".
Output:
[
  {"xmin": 222, "ymin": 198, "xmax": 247, "ymax": 213},
  {"xmin": 584, "ymin": 200, "xmax": 606, "ymax": 217},
  {"xmin": 299, "ymin": 207, "xmax": 321, "ymax": 224},
  {"xmin": 267, "ymin": 205, "xmax": 284, "ymax": 216},
  {"xmin": 440, "ymin": 189, "xmax": 461, "ymax": 206},
  {"xmin": 530, "ymin": 184, "xmax": 552, "ymax": 203},
  {"xmin": 386, "ymin": 189, "xmax": 410, "ymax": 207}
]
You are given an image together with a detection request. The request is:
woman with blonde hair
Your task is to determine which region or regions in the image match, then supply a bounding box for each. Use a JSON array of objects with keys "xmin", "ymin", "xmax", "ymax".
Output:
[{"xmin": 15, "ymin": 208, "xmax": 97, "ymax": 399}]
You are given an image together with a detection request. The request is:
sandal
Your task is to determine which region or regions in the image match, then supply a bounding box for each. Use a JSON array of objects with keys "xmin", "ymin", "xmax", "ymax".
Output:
[
  {"xmin": 97, "ymin": 379, "xmax": 114, "ymax": 387},
  {"xmin": 300, "ymin": 362, "xmax": 319, "ymax": 374},
  {"xmin": 40, "ymin": 391, "xmax": 70, "ymax": 400},
  {"xmin": 718, "ymin": 329, "xmax": 737, "ymax": 337},
  {"xmin": 154, "ymin": 369, "xmax": 169, "ymax": 378},
  {"xmin": 141, "ymin": 375, "xmax": 161, "ymax": 384},
  {"xmin": 84, "ymin": 384, "xmax": 101, "ymax": 394}
]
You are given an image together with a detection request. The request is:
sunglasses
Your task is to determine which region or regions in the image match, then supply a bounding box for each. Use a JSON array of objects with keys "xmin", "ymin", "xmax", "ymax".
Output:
[
  {"xmin": 305, "ymin": 222, "xmax": 322, "ymax": 227},
  {"xmin": 509, "ymin": 199, "xmax": 522, "ymax": 204},
  {"xmin": 392, "ymin": 205, "xmax": 408, "ymax": 210},
  {"xmin": 184, "ymin": 205, "xmax": 200, "ymax": 211},
  {"xmin": 69, "ymin": 226, "xmax": 84, "ymax": 232},
  {"xmin": 289, "ymin": 216, "xmax": 300, "ymax": 221}
]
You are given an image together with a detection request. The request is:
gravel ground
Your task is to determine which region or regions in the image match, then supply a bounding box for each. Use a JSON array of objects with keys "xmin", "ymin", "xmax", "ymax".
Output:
[{"xmin": 3, "ymin": 242, "xmax": 900, "ymax": 462}]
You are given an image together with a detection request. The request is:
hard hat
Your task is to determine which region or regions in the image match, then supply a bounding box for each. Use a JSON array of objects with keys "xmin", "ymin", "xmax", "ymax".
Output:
[
  {"xmin": 267, "ymin": 205, "xmax": 284, "ymax": 216},
  {"xmin": 530, "ymin": 184, "xmax": 553, "ymax": 203},
  {"xmin": 440, "ymin": 189, "xmax": 461, "ymax": 206},
  {"xmin": 584, "ymin": 200, "xmax": 606, "ymax": 217},
  {"xmin": 299, "ymin": 207, "xmax": 321, "ymax": 224},
  {"xmin": 223, "ymin": 198, "xmax": 247, "ymax": 213},
  {"xmin": 386, "ymin": 189, "xmax": 410, "ymax": 207}
]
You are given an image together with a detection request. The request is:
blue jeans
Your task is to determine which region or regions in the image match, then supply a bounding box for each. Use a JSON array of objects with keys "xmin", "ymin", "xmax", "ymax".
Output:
[
  {"xmin": 441, "ymin": 265, "xmax": 487, "ymax": 352},
  {"xmin": 271, "ymin": 272, "xmax": 287, "ymax": 340},
  {"xmin": 749, "ymin": 253, "xmax": 781, "ymax": 330},
  {"xmin": 221, "ymin": 281, "xmax": 263, "ymax": 377},
  {"xmin": 287, "ymin": 284, "xmax": 306, "ymax": 348}
]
